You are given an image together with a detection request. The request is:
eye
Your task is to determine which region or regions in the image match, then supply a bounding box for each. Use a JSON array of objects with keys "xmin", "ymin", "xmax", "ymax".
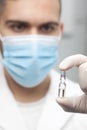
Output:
[
  {"xmin": 40, "ymin": 24, "xmax": 56, "ymax": 33},
  {"xmin": 10, "ymin": 23, "xmax": 27, "ymax": 32}
]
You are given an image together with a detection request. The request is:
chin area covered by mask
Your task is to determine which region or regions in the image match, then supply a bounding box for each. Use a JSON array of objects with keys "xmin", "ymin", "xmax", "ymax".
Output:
[{"xmin": 1, "ymin": 35, "xmax": 60, "ymax": 88}]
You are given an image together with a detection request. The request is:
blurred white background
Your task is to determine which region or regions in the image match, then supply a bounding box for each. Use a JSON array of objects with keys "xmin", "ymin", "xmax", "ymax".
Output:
[{"xmin": 56, "ymin": 0, "xmax": 87, "ymax": 82}]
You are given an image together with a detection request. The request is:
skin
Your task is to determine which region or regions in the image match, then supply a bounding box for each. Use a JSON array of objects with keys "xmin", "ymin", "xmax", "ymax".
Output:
[{"xmin": 0, "ymin": 0, "xmax": 63, "ymax": 102}]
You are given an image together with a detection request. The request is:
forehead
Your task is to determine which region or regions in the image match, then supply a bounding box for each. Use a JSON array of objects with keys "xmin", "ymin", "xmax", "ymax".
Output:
[{"xmin": 3, "ymin": 0, "xmax": 60, "ymax": 23}]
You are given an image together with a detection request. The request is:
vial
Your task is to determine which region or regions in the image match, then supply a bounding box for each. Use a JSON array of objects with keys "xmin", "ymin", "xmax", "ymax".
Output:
[{"xmin": 58, "ymin": 71, "xmax": 66, "ymax": 98}]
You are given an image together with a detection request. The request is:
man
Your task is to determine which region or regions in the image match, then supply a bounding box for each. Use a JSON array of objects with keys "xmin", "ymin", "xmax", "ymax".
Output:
[{"xmin": 0, "ymin": 0, "xmax": 87, "ymax": 130}]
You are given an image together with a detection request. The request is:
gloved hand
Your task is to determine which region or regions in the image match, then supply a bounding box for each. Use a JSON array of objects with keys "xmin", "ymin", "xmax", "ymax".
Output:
[{"xmin": 56, "ymin": 54, "xmax": 87, "ymax": 113}]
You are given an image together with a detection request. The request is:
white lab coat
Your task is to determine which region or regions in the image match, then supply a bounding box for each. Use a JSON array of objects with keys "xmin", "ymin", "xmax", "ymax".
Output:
[{"xmin": 0, "ymin": 63, "xmax": 87, "ymax": 130}]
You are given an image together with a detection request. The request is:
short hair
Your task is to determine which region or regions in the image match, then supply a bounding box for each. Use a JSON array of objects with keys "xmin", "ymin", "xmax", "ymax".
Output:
[
  {"xmin": 0, "ymin": 0, "xmax": 61, "ymax": 16},
  {"xmin": 0, "ymin": 0, "xmax": 5, "ymax": 16}
]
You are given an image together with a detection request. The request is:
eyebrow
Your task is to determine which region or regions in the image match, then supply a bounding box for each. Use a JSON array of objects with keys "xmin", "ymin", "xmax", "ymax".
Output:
[{"xmin": 5, "ymin": 20, "xmax": 59, "ymax": 27}]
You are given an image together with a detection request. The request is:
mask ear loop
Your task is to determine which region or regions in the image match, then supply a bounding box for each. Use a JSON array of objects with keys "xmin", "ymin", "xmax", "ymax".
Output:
[
  {"xmin": 0, "ymin": 34, "xmax": 4, "ymax": 58},
  {"xmin": 0, "ymin": 34, "xmax": 2, "ymax": 40},
  {"xmin": 58, "ymin": 31, "xmax": 62, "ymax": 41},
  {"xmin": 0, "ymin": 34, "xmax": 3, "ymax": 42}
]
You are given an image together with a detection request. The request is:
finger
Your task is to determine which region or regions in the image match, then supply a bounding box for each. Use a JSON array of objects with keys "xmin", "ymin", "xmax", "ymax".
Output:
[
  {"xmin": 59, "ymin": 54, "xmax": 87, "ymax": 71},
  {"xmin": 56, "ymin": 95, "xmax": 87, "ymax": 113},
  {"xmin": 79, "ymin": 62, "xmax": 87, "ymax": 92}
]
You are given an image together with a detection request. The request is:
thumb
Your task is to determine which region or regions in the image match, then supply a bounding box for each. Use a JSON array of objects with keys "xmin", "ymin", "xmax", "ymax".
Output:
[
  {"xmin": 56, "ymin": 97, "xmax": 76, "ymax": 112},
  {"xmin": 59, "ymin": 54, "xmax": 87, "ymax": 70},
  {"xmin": 56, "ymin": 95, "xmax": 87, "ymax": 113}
]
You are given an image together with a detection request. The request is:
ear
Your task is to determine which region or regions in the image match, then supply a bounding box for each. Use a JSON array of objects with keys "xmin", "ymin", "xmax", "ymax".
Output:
[{"xmin": 58, "ymin": 23, "xmax": 64, "ymax": 37}]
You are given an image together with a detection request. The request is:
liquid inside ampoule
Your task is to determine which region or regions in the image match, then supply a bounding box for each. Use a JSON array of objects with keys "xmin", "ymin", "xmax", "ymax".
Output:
[{"xmin": 58, "ymin": 71, "xmax": 66, "ymax": 98}]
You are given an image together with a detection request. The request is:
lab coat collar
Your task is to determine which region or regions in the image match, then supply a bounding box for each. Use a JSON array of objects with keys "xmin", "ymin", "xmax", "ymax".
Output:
[
  {"xmin": 0, "ymin": 88, "xmax": 73, "ymax": 130},
  {"xmin": 37, "ymin": 94, "xmax": 73, "ymax": 130},
  {"xmin": 0, "ymin": 64, "xmax": 28, "ymax": 130},
  {"xmin": 0, "ymin": 64, "xmax": 73, "ymax": 130},
  {"xmin": 0, "ymin": 87, "xmax": 28, "ymax": 130},
  {"xmin": 37, "ymin": 70, "xmax": 73, "ymax": 130}
]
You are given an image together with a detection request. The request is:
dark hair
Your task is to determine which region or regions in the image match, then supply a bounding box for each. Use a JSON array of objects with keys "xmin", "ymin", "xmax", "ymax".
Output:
[
  {"xmin": 0, "ymin": 0, "xmax": 5, "ymax": 15},
  {"xmin": 0, "ymin": 0, "xmax": 61, "ymax": 16}
]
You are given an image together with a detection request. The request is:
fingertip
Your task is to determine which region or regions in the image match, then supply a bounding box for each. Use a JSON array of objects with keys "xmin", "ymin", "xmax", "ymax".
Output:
[
  {"xmin": 59, "ymin": 61, "xmax": 68, "ymax": 70},
  {"xmin": 56, "ymin": 97, "xmax": 65, "ymax": 104}
]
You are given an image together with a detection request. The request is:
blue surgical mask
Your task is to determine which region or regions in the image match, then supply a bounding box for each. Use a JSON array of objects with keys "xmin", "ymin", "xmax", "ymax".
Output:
[{"xmin": 1, "ymin": 35, "xmax": 60, "ymax": 88}]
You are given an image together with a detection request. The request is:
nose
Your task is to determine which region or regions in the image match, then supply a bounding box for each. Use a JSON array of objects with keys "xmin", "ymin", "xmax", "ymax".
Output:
[{"xmin": 29, "ymin": 27, "xmax": 39, "ymax": 35}]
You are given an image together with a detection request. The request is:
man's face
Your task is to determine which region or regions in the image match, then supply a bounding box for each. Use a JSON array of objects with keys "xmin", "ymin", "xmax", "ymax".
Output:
[{"xmin": 0, "ymin": 0, "xmax": 63, "ymax": 37}]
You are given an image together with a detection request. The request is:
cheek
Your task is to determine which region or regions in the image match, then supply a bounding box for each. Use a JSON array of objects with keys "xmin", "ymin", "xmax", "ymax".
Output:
[
  {"xmin": 0, "ymin": 18, "xmax": 13, "ymax": 36},
  {"xmin": 0, "ymin": 24, "xmax": 11, "ymax": 36},
  {"xmin": 0, "ymin": 24, "xmax": 22, "ymax": 36}
]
